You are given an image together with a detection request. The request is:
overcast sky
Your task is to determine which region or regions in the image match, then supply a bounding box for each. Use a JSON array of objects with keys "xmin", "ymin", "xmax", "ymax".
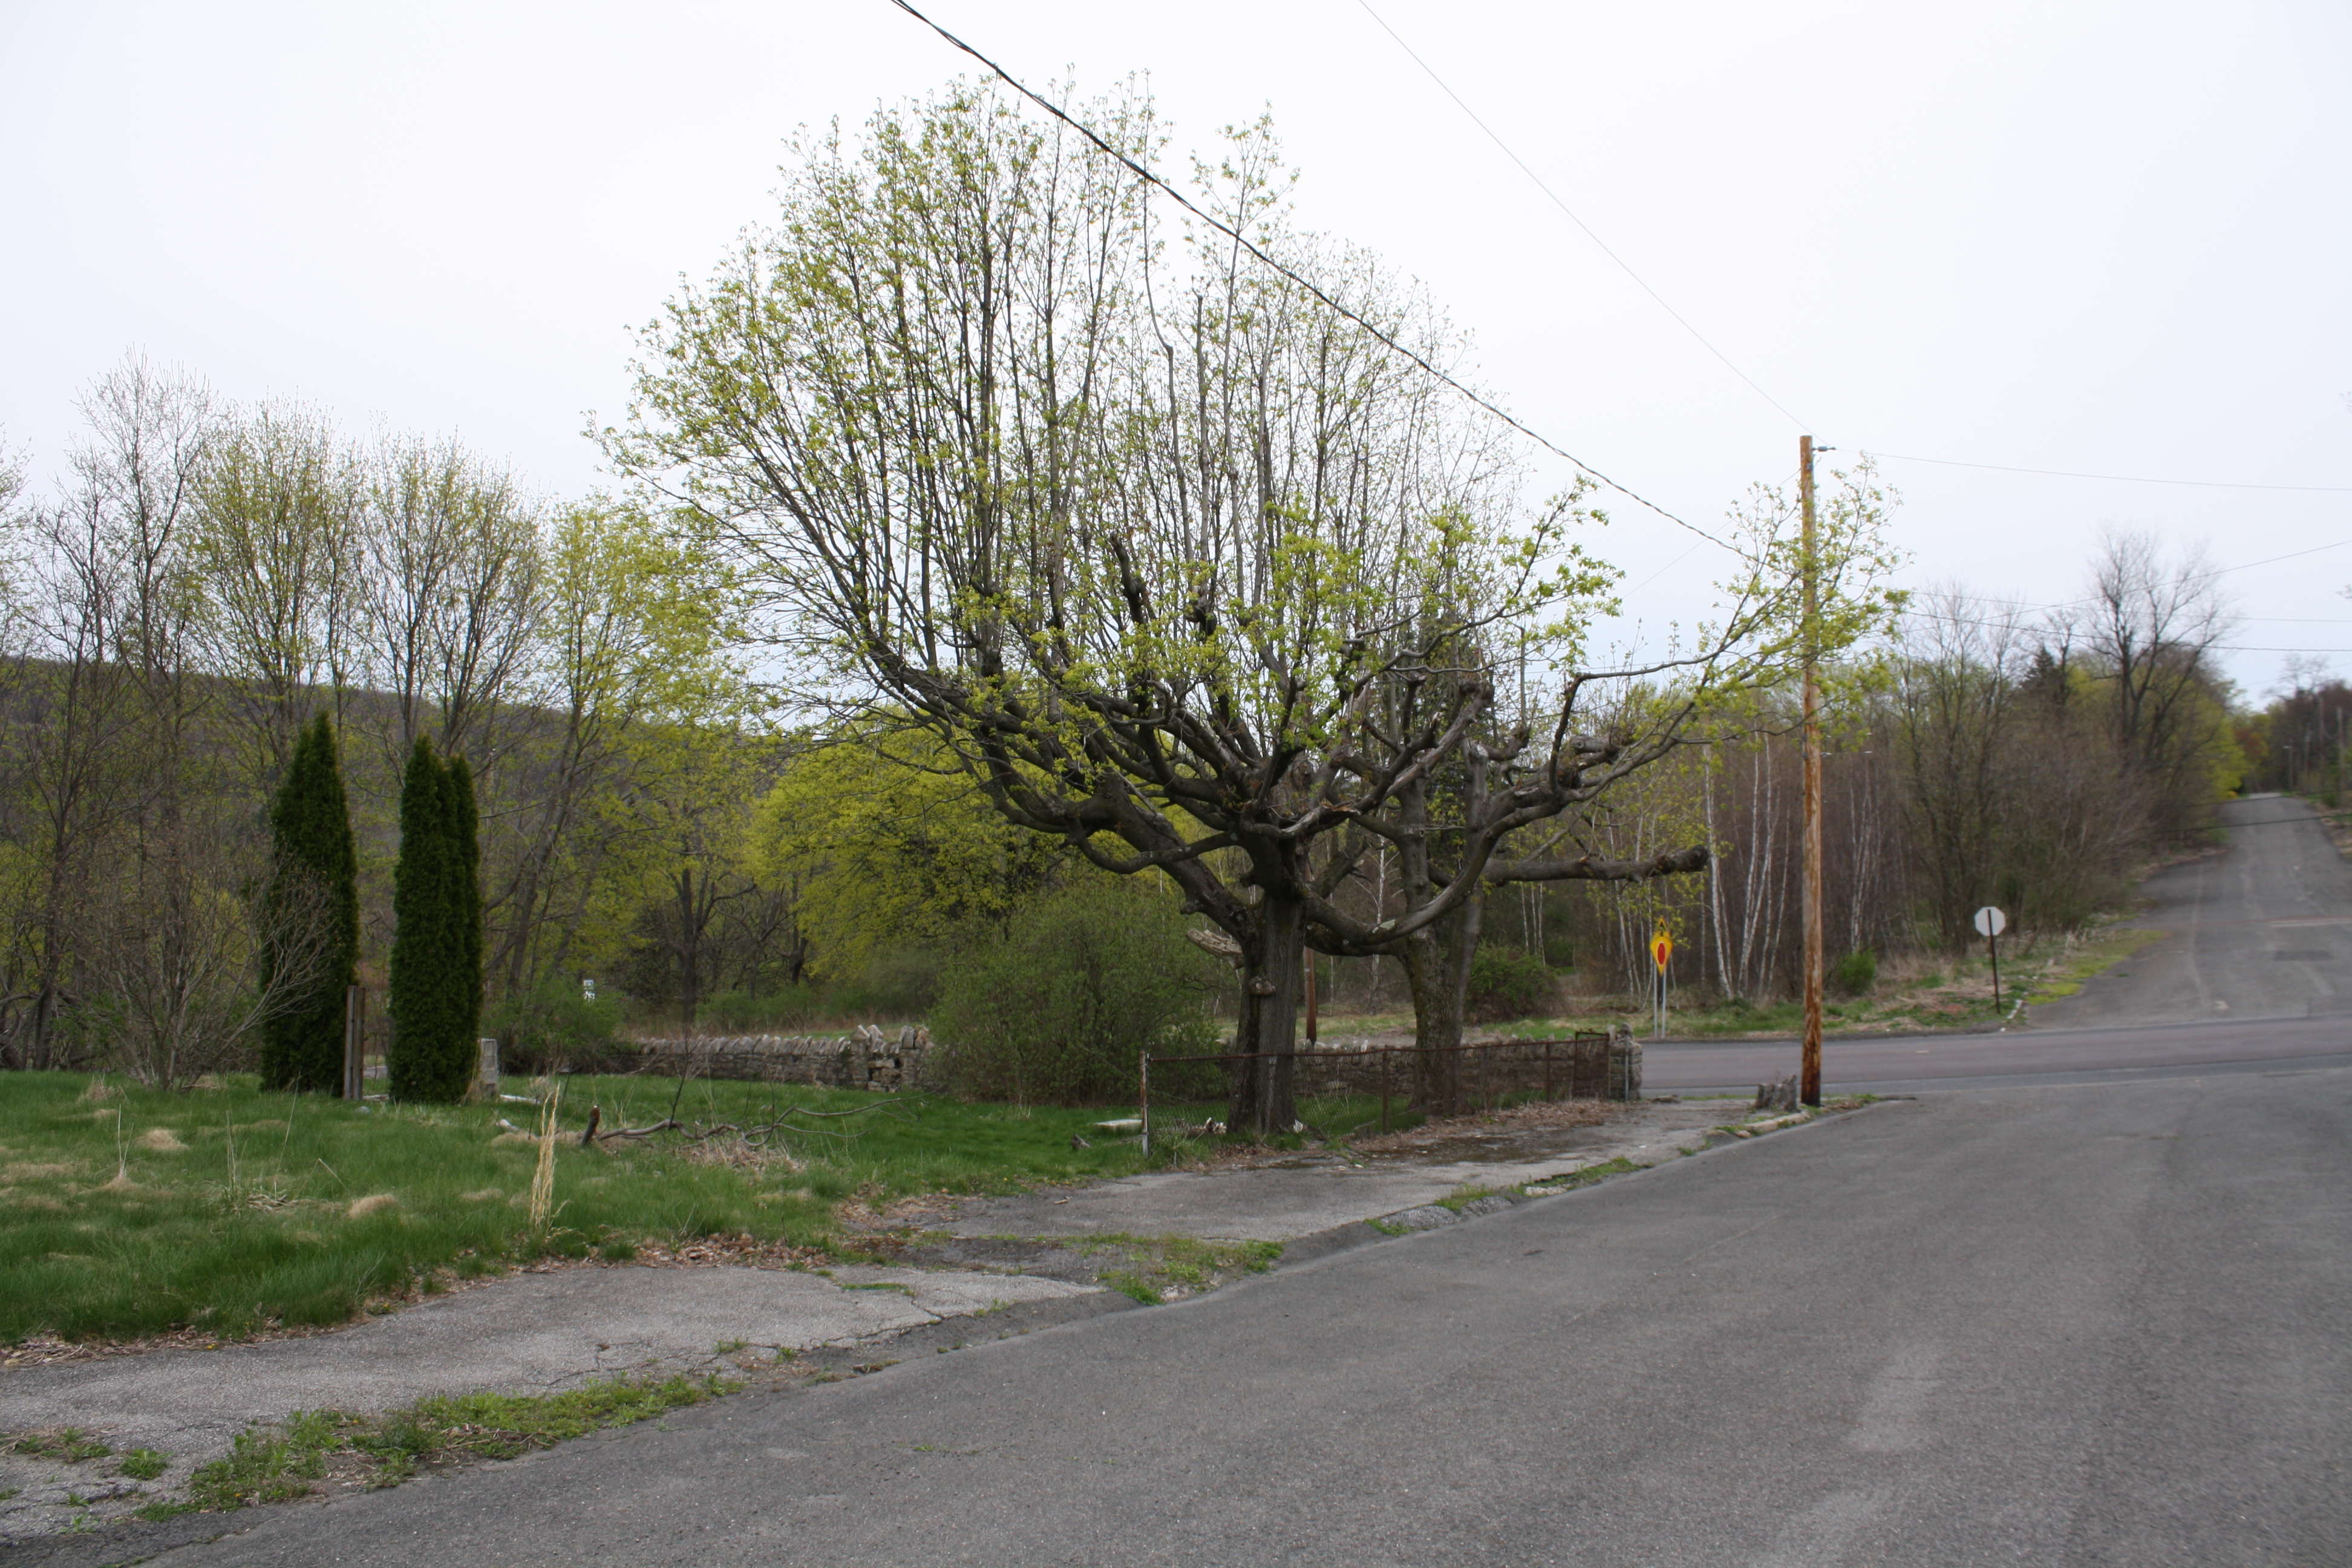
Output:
[{"xmin": 4, "ymin": 1, "xmax": 2347, "ymax": 696}]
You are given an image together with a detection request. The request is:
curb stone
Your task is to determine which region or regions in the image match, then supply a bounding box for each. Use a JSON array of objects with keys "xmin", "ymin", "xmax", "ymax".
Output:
[{"xmin": 1330, "ymin": 1097, "xmax": 1895, "ymax": 1244}]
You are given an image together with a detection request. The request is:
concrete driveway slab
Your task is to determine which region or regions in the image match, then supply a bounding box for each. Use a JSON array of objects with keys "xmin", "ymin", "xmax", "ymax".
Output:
[
  {"xmin": 0, "ymin": 1263, "xmax": 1096, "ymax": 1546},
  {"xmin": 943, "ymin": 1100, "xmax": 1728, "ymax": 1242}
]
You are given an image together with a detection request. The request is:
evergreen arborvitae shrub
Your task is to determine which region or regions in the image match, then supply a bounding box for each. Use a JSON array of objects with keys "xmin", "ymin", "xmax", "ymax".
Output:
[
  {"xmin": 444, "ymin": 753, "xmax": 484, "ymax": 1050},
  {"xmin": 259, "ymin": 715, "xmax": 361, "ymax": 1093},
  {"xmin": 389, "ymin": 739, "xmax": 469, "ymax": 1102}
]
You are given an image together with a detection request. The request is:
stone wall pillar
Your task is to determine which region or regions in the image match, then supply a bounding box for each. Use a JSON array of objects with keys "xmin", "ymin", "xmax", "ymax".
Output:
[{"xmin": 1607, "ymin": 1023, "xmax": 1642, "ymax": 1102}]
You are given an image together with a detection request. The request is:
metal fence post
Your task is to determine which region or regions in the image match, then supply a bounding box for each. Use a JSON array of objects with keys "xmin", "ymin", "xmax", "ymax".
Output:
[{"xmin": 1139, "ymin": 1050, "xmax": 1151, "ymax": 1156}]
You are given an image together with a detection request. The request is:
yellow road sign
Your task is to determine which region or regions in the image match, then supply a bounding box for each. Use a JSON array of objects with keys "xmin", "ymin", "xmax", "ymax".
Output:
[{"xmin": 1650, "ymin": 928, "xmax": 1673, "ymax": 973}]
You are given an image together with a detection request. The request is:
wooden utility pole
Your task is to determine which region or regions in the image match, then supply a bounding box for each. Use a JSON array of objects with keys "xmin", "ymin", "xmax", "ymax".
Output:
[{"xmin": 1799, "ymin": 435, "xmax": 1824, "ymax": 1108}]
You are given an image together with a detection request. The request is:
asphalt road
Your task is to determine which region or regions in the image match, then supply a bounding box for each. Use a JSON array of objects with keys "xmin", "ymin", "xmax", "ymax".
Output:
[
  {"xmin": 2033, "ymin": 794, "xmax": 2352, "ymax": 1029},
  {"xmin": 146, "ymin": 1067, "xmax": 2349, "ymax": 1567},
  {"xmin": 1642, "ymin": 1013, "xmax": 2352, "ymax": 1096},
  {"xmin": 1649, "ymin": 794, "xmax": 2352, "ymax": 1096}
]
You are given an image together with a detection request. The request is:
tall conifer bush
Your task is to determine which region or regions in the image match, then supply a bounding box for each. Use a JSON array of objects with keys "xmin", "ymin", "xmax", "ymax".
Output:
[
  {"xmin": 389, "ymin": 739, "xmax": 469, "ymax": 1100},
  {"xmin": 259, "ymin": 715, "xmax": 360, "ymax": 1092},
  {"xmin": 445, "ymin": 754, "xmax": 485, "ymax": 1054}
]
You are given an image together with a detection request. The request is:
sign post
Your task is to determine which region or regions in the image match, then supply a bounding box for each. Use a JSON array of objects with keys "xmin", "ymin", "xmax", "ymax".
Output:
[
  {"xmin": 1973, "ymin": 906, "xmax": 2008, "ymax": 1013},
  {"xmin": 1649, "ymin": 927, "xmax": 1674, "ymax": 1040}
]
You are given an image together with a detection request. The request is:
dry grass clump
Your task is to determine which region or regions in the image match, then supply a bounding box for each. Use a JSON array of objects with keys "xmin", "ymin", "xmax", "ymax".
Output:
[
  {"xmin": 678, "ymin": 1137, "xmax": 804, "ymax": 1175},
  {"xmin": 137, "ymin": 1128, "xmax": 188, "ymax": 1153},
  {"xmin": 79, "ymin": 1077, "xmax": 120, "ymax": 1102},
  {"xmin": 346, "ymin": 1194, "xmax": 399, "ymax": 1220}
]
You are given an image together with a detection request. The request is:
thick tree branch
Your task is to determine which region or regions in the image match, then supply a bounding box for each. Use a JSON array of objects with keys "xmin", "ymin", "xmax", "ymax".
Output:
[{"xmin": 1484, "ymin": 844, "xmax": 1711, "ymax": 883}]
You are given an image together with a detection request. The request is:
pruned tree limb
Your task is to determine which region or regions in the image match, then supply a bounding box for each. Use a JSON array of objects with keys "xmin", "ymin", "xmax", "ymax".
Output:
[
  {"xmin": 1186, "ymin": 927, "xmax": 1245, "ymax": 967},
  {"xmin": 1483, "ymin": 844, "xmax": 1711, "ymax": 883}
]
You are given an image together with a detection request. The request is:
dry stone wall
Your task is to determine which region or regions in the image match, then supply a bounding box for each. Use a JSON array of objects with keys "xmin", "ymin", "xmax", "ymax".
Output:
[
  {"xmin": 610, "ymin": 1022, "xmax": 1643, "ymax": 1103},
  {"xmin": 616, "ymin": 1025, "xmax": 935, "ymax": 1091},
  {"xmin": 1265, "ymin": 1027, "xmax": 1641, "ymax": 1102}
]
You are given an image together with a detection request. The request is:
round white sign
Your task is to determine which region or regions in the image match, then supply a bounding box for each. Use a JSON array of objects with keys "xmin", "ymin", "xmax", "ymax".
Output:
[{"xmin": 1973, "ymin": 906, "xmax": 2008, "ymax": 938}]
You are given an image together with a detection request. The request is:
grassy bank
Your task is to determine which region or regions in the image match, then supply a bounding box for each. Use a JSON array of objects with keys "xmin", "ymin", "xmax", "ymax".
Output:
[
  {"xmin": 1315, "ymin": 926, "xmax": 2167, "ymax": 1041},
  {"xmin": 0, "ymin": 1071, "xmax": 1174, "ymax": 1345},
  {"xmin": 0, "ymin": 1070, "xmax": 1423, "ymax": 1346}
]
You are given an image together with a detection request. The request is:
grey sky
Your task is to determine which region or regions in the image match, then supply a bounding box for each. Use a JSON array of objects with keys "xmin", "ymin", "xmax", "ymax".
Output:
[{"xmin": 4, "ymin": 1, "xmax": 2346, "ymax": 695}]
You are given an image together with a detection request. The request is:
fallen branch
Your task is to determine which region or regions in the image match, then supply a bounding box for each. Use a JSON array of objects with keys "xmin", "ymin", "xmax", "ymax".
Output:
[{"xmin": 589, "ymin": 1096, "xmax": 920, "ymax": 1147}]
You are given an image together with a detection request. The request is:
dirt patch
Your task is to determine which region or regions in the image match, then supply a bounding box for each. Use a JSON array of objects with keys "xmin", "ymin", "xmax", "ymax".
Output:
[
  {"xmin": 837, "ymin": 1192, "xmax": 959, "ymax": 1232},
  {"xmin": 1347, "ymin": 1096, "xmax": 1624, "ymax": 1163},
  {"xmin": 626, "ymin": 1233, "xmax": 832, "ymax": 1272}
]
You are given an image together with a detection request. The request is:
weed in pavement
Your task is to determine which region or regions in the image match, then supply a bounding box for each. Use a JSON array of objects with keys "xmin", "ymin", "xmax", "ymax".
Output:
[
  {"xmin": 1067, "ymin": 1233, "xmax": 1280, "ymax": 1302},
  {"xmin": 188, "ymin": 1410, "xmax": 344, "ymax": 1508},
  {"xmin": 1435, "ymin": 1183, "xmax": 1506, "ymax": 1213},
  {"xmin": 7, "ymin": 1428, "xmax": 111, "ymax": 1462},
  {"xmin": 1102, "ymin": 1272, "xmax": 1164, "ymax": 1305},
  {"xmin": 1522, "ymin": 1157, "xmax": 1641, "ymax": 1195},
  {"xmin": 116, "ymin": 1447, "xmax": 170, "ymax": 1480},
  {"xmin": 179, "ymin": 1374, "xmax": 733, "ymax": 1513}
]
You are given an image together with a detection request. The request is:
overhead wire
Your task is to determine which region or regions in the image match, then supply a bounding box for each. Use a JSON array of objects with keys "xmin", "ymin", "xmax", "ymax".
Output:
[
  {"xmin": 883, "ymin": 0, "xmax": 1738, "ymax": 554},
  {"xmin": 1901, "ymin": 599, "xmax": 2352, "ymax": 657},
  {"xmin": 1349, "ymin": 6, "xmax": 2351, "ymax": 500},
  {"xmin": 1870, "ymin": 451, "xmax": 2352, "ymax": 494},
  {"xmin": 1353, "ymin": 0, "xmax": 1811, "ymax": 435},
  {"xmin": 1907, "ymin": 538, "xmax": 2352, "ymax": 623}
]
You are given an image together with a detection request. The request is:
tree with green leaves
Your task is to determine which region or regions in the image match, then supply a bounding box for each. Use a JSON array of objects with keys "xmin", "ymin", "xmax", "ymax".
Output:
[
  {"xmin": 389, "ymin": 738, "xmax": 472, "ymax": 1100},
  {"xmin": 614, "ymin": 84, "xmax": 1901, "ymax": 1132},
  {"xmin": 259, "ymin": 714, "xmax": 361, "ymax": 1092}
]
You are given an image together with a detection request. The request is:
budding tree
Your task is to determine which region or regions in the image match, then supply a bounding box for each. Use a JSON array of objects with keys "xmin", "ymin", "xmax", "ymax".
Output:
[{"xmin": 615, "ymin": 83, "xmax": 1900, "ymax": 1130}]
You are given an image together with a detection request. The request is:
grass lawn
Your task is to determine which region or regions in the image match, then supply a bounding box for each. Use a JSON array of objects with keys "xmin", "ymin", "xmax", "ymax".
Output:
[
  {"xmin": 0, "ymin": 1071, "xmax": 1196, "ymax": 1346},
  {"xmin": 0, "ymin": 1069, "xmax": 1428, "ymax": 1347}
]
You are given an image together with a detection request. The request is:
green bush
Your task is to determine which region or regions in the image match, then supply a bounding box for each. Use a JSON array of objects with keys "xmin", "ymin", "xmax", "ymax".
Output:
[
  {"xmin": 689, "ymin": 950, "xmax": 944, "ymax": 1036},
  {"xmin": 488, "ymin": 978, "xmax": 624, "ymax": 1073},
  {"xmin": 1465, "ymin": 946, "xmax": 1555, "ymax": 1022},
  {"xmin": 1832, "ymin": 949, "xmax": 1878, "ymax": 996},
  {"xmin": 930, "ymin": 880, "xmax": 1220, "ymax": 1104}
]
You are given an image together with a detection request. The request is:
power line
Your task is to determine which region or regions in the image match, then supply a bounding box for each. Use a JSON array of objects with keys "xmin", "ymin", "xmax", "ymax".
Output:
[
  {"xmin": 1353, "ymin": 0, "xmax": 1811, "ymax": 435},
  {"xmin": 1906, "ymin": 602, "xmax": 2352, "ymax": 657},
  {"xmin": 883, "ymin": 0, "xmax": 1737, "ymax": 554},
  {"xmin": 1348, "ymin": 8, "xmax": 2352, "ymax": 501},
  {"xmin": 1873, "ymin": 451, "xmax": 2352, "ymax": 494},
  {"xmin": 1908, "ymin": 538, "xmax": 2352, "ymax": 622}
]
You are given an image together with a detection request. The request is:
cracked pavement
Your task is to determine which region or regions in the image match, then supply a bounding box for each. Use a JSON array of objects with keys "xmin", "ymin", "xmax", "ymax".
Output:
[{"xmin": 0, "ymin": 1264, "xmax": 1094, "ymax": 1544}]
